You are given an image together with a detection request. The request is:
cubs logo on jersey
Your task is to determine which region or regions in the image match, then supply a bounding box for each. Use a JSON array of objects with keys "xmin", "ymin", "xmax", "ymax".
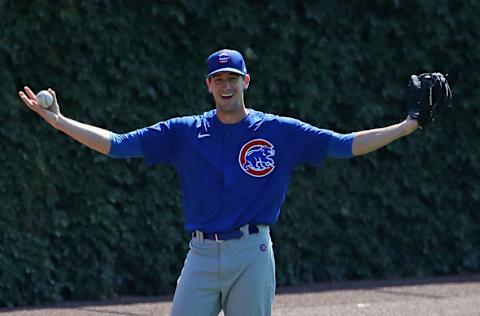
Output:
[{"xmin": 238, "ymin": 139, "xmax": 275, "ymax": 177}]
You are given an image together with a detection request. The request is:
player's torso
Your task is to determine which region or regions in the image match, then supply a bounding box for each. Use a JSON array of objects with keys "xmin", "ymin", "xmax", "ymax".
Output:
[
  {"xmin": 174, "ymin": 110, "xmax": 294, "ymax": 189},
  {"xmin": 171, "ymin": 110, "xmax": 299, "ymax": 231}
]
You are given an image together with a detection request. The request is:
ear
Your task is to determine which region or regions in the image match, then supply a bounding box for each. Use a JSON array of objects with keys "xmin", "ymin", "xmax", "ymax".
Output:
[
  {"xmin": 243, "ymin": 74, "xmax": 251, "ymax": 90},
  {"xmin": 205, "ymin": 78, "xmax": 212, "ymax": 93}
]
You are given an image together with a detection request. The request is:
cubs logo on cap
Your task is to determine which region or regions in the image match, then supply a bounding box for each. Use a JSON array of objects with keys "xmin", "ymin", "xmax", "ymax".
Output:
[
  {"xmin": 218, "ymin": 52, "xmax": 231, "ymax": 64},
  {"xmin": 207, "ymin": 49, "xmax": 248, "ymax": 78},
  {"xmin": 238, "ymin": 139, "xmax": 275, "ymax": 177}
]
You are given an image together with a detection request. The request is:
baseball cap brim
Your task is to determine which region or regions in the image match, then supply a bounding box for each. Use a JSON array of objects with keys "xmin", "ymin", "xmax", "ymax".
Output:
[{"xmin": 207, "ymin": 67, "xmax": 247, "ymax": 78}]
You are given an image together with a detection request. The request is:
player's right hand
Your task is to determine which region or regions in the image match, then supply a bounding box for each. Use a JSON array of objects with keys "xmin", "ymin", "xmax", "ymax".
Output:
[{"xmin": 19, "ymin": 86, "xmax": 62, "ymax": 128}]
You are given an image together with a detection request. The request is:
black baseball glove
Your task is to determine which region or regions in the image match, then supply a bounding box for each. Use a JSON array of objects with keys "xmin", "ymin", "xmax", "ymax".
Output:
[{"xmin": 407, "ymin": 72, "xmax": 452, "ymax": 128}]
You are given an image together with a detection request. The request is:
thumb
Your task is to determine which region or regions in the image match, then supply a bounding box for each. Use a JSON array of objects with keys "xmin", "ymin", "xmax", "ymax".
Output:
[{"xmin": 47, "ymin": 88, "xmax": 61, "ymax": 114}]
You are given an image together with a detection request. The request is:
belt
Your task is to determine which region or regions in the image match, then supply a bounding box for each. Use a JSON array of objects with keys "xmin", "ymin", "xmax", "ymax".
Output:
[{"xmin": 192, "ymin": 225, "xmax": 259, "ymax": 241}]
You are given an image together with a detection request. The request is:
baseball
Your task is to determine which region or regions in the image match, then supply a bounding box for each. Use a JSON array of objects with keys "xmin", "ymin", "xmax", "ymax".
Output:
[{"xmin": 36, "ymin": 90, "xmax": 54, "ymax": 109}]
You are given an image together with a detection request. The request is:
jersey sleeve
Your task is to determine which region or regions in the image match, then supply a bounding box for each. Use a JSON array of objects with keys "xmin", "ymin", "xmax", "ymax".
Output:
[
  {"xmin": 325, "ymin": 131, "xmax": 355, "ymax": 158},
  {"xmin": 137, "ymin": 120, "xmax": 178, "ymax": 166},
  {"xmin": 107, "ymin": 119, "xmax": 178, "ymax": 166},
  {"xmin": 287, "ymin": 118, "xmax": 354, "ymax": 167},
  {"xmin": 108, "ymin": 130, "xmax": 144, "ymax": 158}
]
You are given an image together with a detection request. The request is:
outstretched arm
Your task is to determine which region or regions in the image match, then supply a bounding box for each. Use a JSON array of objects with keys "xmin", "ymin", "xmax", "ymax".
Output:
[
  {"xmin": 18, "ymin": 86, "xmax": 111, "ymax": 155},
  {"xmin": 351, "ymin": 116, "xmax": 418, "ymax": 156}
]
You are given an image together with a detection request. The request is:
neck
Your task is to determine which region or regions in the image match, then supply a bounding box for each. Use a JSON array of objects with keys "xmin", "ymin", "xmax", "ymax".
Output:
[{"xmin": 216, "ymin": 106, "xmax": 249, "ymax": 124}]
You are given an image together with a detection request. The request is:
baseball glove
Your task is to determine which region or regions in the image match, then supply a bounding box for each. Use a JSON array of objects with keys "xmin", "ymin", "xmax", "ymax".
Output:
[{"xmin": 407, "ymin": 72, "xmax": 452, "ymax": 128}]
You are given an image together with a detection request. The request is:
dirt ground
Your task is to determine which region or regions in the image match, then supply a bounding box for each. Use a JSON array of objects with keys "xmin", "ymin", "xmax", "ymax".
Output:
[{"xmin": 1, "ymin": 274, "xmax": 479, "ymax": 316}]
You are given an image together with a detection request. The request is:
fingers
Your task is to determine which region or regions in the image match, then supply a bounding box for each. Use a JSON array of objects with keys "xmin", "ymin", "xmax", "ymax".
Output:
[
  {"xmin": 18, "ymin": 87, "xmax": 46, "ymax": 117},
  {"xmin": 18, "ymin": 86, "xmax": 61, "ymax": 117},
  {"xmin": 18, "ymin": 86, "xmax": 36, "ymax": 106},
  {"xmin": 24, "ymin": 86, "xmax": 37, "ymax": 100},
  {"xmin": 18, "ymin": 90, "xmax": 38, "ymax": 109},
  {"xmin": 48, "ymin": 88, "xmax": 57, "ymax": 104},
  {"xmin": 47, "ymin": 88, "xmax": 61, "ymax": 114}
]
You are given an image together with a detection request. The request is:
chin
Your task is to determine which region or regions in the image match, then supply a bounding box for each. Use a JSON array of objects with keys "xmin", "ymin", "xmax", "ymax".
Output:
[{"xmin": 217, "ymin": 101, "xmax": 239, "ymax": 113}]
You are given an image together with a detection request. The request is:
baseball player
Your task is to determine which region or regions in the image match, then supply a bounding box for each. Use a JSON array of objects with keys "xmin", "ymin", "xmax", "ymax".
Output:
[{"xmin": 19, "ymin": 49, "xmax": 419, "ymax": 316}]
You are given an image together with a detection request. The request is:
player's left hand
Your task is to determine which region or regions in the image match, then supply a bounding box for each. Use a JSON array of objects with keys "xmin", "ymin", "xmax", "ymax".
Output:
[{"xmin": 407, "ymin": 72, "xmax": 452, "ymax": 129}]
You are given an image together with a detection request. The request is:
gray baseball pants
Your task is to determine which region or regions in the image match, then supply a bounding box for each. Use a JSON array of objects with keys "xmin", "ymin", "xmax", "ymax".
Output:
[{"xmin": 170, "ymin": 225, "xmax": 275, "ymax": 316}]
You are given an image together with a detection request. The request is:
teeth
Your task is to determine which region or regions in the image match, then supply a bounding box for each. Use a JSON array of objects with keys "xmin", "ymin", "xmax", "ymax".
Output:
[{"xmin": 221, "ymin": 93, "xmax": 234, "ymax": 97}]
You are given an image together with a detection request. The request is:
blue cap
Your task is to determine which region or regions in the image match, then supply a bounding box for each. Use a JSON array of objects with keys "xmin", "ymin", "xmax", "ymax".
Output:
[{"xmin": 206, "ymin": 49, "xmax": 247, "ymax": 78}]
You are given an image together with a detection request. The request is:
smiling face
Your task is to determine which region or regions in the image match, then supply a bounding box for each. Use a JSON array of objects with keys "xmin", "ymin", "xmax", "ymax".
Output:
[{"xmin": 206, "ymin": 71, "xmax": 251, "ymax": 123}]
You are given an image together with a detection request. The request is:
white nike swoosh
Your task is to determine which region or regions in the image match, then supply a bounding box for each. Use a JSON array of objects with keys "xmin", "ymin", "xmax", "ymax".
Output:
[{"xmin": 197, "ymin": 133, "xmax": 211, "ymax": 139}]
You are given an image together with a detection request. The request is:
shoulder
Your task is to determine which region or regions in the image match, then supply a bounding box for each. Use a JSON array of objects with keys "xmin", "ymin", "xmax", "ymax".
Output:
[
  {"xmin": 249, "ymin": 110, "xmax": 300, "ymax": 126},
  {"xmin": 262, "ymin": 112, "xmax": 339, "ymax": 138},
  {"xmin": 256, "ymin": 111, "xmax": 314, "ymax": 130},
  {"xmin": 155, "ymin": 109, "xmax": 216, "ymax": 129}
]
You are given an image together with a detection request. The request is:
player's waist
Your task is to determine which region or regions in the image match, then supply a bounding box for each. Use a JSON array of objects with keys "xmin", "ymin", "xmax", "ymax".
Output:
[{"xmin": 192, "ymin": 224, "xmax": 267, "ymax": 241}]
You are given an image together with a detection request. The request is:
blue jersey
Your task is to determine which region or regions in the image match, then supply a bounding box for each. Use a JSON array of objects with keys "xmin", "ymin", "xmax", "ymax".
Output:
[{"xmin": 109, "ymin": 109, "xmax": 354, "ymax": 233}]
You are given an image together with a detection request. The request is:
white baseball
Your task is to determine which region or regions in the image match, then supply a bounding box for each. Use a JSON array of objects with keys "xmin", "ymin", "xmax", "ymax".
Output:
[{"xmin": 36, "ymin": 90, "xmax": 54, "ymax": 109}]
